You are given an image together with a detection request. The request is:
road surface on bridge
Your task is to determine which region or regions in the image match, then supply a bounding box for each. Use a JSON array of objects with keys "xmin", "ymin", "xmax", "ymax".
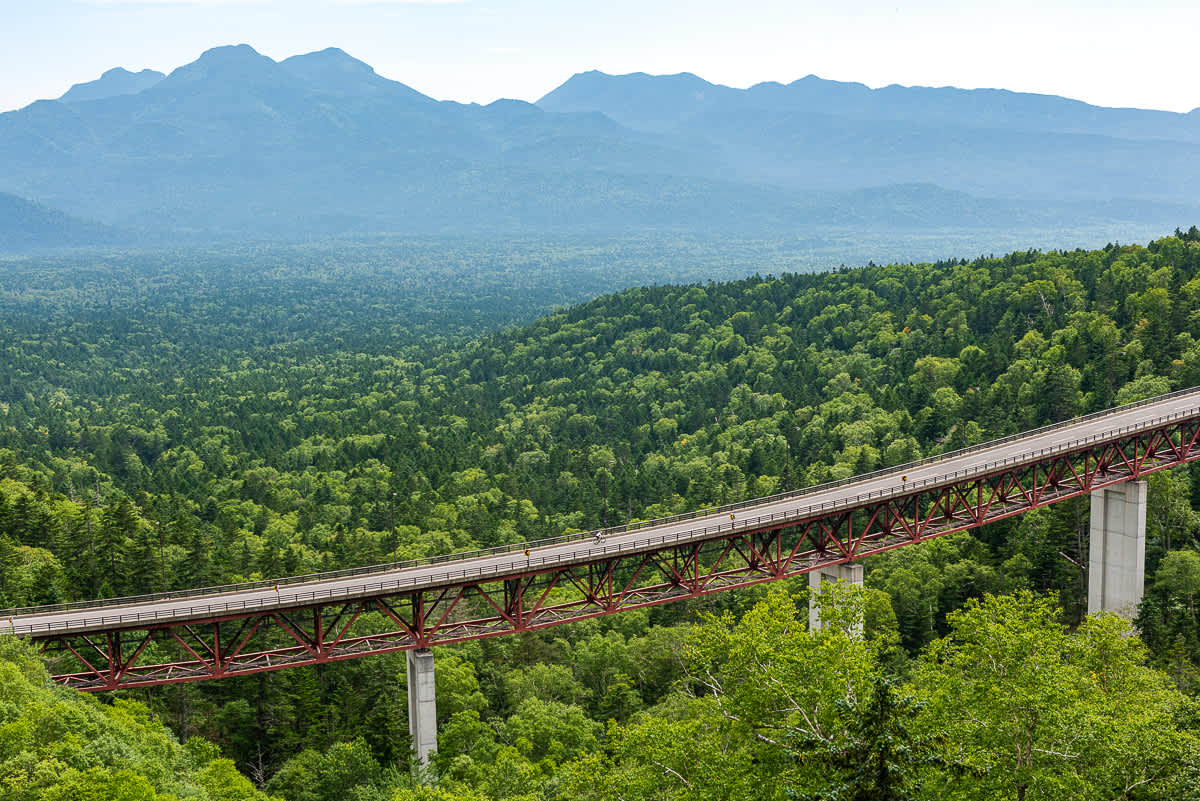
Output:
[{"xmin": 9, "ymin": 387, "xmax": 1200, "ymax": 638}]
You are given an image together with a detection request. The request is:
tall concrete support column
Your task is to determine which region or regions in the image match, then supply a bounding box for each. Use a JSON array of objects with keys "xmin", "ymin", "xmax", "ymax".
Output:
[
  {"xmin": 406, "ymin": 648, "xmax": 437, "ymax": 771},
  {"xmin": 1088, "ymin": 481, "xmax": 1147, "ymax": 618},
  {"xmin": 808, "ymin": 562, "xmax": 864, "ymax": 632}
]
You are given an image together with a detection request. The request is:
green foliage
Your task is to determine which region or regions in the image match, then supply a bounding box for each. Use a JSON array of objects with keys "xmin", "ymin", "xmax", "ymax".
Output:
[
  {"xmin": 501, "ymin": 662, "xmax": 586, "ymax": 709},
  {"xmin": 566, "ymin": 589, "xmax": 1200, "ymax": 801},
  {"xmin": 499, "ymin": 697, "xmax": 601, "ymax": 763},
  {"xmin": 265, "ymin": 738, "xmax": 387, "ymax": 801},
  {"xmin": 0, "ymin": 636, "xmax": 278, "ymax": 801},
  {"xmin": 786, "ymin": 676, "xmax": 934, "ymax": 801},
  {"xmin": 913, "ymin": 593, "xmax": 1200, "ymax": 800},
  {"xmin": 559, "ymin": 698, "xmax": 757, "ymax": 801},
  {"xmin": 1140, "ymin": 549, "xmax": 1200, "ymax": 690},
  {"xmin": 389, "ymin": 786, "xmax": 492, "ymax": 801}
]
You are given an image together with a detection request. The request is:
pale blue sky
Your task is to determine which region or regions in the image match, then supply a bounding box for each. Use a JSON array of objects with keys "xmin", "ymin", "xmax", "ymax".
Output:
[{"xmin": 3, "ymin": 0, "xmax": 1198, "ymax": 113}]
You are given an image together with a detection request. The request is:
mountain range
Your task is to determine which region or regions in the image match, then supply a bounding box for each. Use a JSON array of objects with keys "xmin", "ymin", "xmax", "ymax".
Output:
[{"xmin": 1, "ymin": 44, "xmax": 1197, "ymax": 250}]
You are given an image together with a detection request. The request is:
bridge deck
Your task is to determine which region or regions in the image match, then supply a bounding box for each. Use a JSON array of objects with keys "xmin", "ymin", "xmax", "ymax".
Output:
[{"xmin": 9, "ymin": 387, "xmax": 1200, "ymax": 637}]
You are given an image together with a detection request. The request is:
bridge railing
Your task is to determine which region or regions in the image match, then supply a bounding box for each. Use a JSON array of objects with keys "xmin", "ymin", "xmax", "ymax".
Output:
[{"xmin": 5, "ymin": 386, "xmax": 1200, "ymax": 627}]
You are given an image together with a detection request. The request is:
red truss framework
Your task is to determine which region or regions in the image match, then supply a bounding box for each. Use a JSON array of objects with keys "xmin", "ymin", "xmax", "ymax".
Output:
[{"xmin": 31, "ymin": 414, "xmax": 1200, "ymax": 691}]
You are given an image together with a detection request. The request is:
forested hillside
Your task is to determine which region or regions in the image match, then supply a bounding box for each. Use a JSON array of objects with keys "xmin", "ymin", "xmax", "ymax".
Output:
[{"xmin": 4, "ymin": 229, "xmax": 1200, "ymax": 798}]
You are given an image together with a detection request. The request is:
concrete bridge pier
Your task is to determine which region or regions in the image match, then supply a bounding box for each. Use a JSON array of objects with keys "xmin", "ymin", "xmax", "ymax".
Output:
[
  {"xmin": 1088, "ymin": 481, "xmax": 1147, "ymax": 618},
  {"xmin": 808, "ymin": 562, "xmax": 864, "ymax": 632},
  {"xmin": 406, "ymin": 648, "xmax": 438, "ymax": 772}
]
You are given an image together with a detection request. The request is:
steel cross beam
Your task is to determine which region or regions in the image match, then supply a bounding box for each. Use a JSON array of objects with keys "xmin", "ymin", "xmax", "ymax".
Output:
[{"xmin": 17, "ymin": 408, "xmax": 1200, "ymax": 691}]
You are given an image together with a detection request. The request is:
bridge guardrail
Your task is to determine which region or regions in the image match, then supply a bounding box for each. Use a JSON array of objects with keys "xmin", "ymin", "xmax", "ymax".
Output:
[{"xmin": 5, "ymin": 387, "xmax": 1200, "ymax": 633}]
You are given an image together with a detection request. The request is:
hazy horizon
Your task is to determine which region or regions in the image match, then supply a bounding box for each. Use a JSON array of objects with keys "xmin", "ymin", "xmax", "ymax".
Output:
[{"xmin": 4, "ymin": 0, "xmax": 1200, "ymax": 115}]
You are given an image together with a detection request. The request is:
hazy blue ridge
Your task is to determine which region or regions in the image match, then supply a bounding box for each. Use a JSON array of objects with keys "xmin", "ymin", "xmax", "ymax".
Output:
[
  {"xmin": 58, "ymin": 67, "xmax": 165, "ymax": 103},
  {"xmin": 0, "ymin": 45, "xmax": 1197, "ymax": 249},
  {"xmin": 538, "ymin": 69, "xmax": 1200, "ymax": 142},
  {"xmin": 0, "ymin": 191, "xmax": 130, "ymax": 251}
]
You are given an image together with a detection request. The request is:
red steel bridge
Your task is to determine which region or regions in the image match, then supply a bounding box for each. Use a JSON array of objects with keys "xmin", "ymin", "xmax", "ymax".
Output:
[{"xmin": 7, "ymin": 387, "xmax": 1200, "ymax": 692}]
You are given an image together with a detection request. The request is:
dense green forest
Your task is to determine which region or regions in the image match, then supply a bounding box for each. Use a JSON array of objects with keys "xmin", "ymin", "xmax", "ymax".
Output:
[{"xmin": 4, "ymin": 229, "xmax": 1200, "ymax": 799}]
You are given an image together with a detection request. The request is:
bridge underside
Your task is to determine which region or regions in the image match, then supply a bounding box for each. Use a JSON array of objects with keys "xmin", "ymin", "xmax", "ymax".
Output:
[{"xmin": 36, "ymin": 416, "xmax": 1200, "ymax": 691}]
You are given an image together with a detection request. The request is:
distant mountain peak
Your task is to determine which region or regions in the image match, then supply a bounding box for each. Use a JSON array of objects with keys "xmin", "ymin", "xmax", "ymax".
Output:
[
  {"xmin": 59, "ymin": 66, "xmax": 164, "ymax": 103},
  {"xmin": 538, "ymin": 70, "xmax": 722, "ymax": 130},
  {"xmin": 149, "ymin": 43, "xmax": 299, "ymax": 98},
  {"xmin": 284, "ymin": 47, "xmax": 376, "ymax": 75},
  {"xmin": 558, "ymin": 69, "xmax": 713, "ymax": 89},
  {"xmin": 198, "ymin": 43, "xmax": 265, "ymax": 61},
  {"xmin": 787, "ymin": 73, "xmax": 868, "ymax": 89},
  {"xmin": 486, "ymin": 98, "xmax": 539, "ymax": 110},
  {"xmin": 280, "ymin": 47, "xmax": 434, "ymax": 103},
  {"xmin": 309, "ymin": 47, "xmax": 365, "ymax": 62},
  {"xmin": 182, "ymin": 44, "xmax": 278, "ymax": 75}
]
